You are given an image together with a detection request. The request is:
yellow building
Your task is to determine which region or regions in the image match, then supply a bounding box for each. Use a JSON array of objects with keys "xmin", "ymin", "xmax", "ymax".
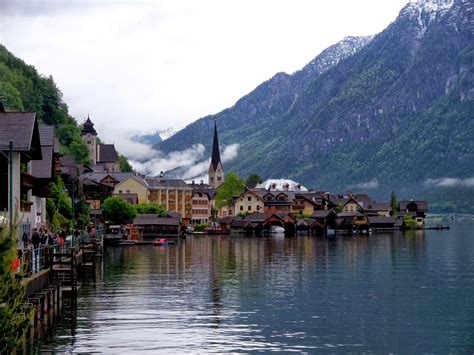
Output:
[
  {"xmin": 234, "ymin": 190, "xmax": 265, "ymax": 214},
  {"xmin": 113, "ymin": 176, "xmax": 193, "ymax": 223},
  {"xmin": 113, "ymin": 176, "xmax": 148, "ymax": 204}
]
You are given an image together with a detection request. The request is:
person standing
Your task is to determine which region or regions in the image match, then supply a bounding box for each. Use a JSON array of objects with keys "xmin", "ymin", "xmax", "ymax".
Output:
[
  {"xmin": 31, "ymin": 228, "xmax": 40, "ymax": 249},
  {"xmin": 21, "ymin": 230, "xmax": 29, "ymax": 249}
]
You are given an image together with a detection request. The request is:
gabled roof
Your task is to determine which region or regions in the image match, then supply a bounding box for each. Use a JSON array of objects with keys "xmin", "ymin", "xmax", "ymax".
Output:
[
  {"xmin": 145, "ymin": 177, "xmax": 191, "ymax": 189},
  {"xmin": 230, "ymin": 219, "xmax": 254, "ymax": 228},
  {"xmin": 97, "ymin": 144, "xmax": 118, "ymax": 163},
  {"xmin": 312, "ymin": 210, "xmax": 337, "ymax": 219},
  {"xmin": 0, "ymin": 111, "xmax": 42, "ymax": 160},
  {"xmin": 368, "ymin": 216, "xmax": 396, "ymax": 225},
  {"xmin": 31, "ymin": 146, "xmax": 53, "ymax": 179},
  {"xmin": 31, "ymin": 125, "xmax": 55, "ymax": 179},
  {"xmin": 219, "ymin": 216, "xmax": 233, "ymax": 224},
  {"xmin": 133, "ymin": 214, "xmax": 180, "ymax": 226},
  {"xmin": 399, "ymin": 200, "xmax": 428, "ymax": 212},
  {"xmin": 354, "ymin": 194, "xmax": 375, "ymax": 208},
  {"xmin": 337, "ymin": 211, "xmax": 365, "ymax": 218},
  {"xmin": 80, "ymin": 172, "xmax": 139, "ymax": 183},
  {"xmin": 38, "ymin": 125, "xmax": 54, "ymax": 146},
  {"xmin": 243, "ymin": 212, "xmax": 272, "ymax": 222}
]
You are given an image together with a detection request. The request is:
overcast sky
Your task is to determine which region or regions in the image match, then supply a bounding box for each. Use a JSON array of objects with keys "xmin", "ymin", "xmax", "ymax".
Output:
[{"xmin": 0, "ymin": 0, "xmax": 408, "ymax": 158}]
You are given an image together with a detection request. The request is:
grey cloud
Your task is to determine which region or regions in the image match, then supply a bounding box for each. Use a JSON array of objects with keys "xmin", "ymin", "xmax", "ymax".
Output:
[
  {"xmin": 348, "ymin": 178, "xmax": 378, "ymax": 190},
  {"xmin": 424, "ymin": 177, "xmax": 474, "ymax": 188}
]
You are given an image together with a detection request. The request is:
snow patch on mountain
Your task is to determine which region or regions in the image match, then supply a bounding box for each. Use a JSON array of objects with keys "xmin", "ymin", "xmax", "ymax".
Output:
[
  {"xmin": 159, "ymin": 127, "xmax": 179, "ymax": 141},
  {"xmin": 402, "ymin": 0, "xmax": 454, "ymax": 34},
  {"xmin": 299, "ymin": 35, "xmax": 374, "ymax": 77}
]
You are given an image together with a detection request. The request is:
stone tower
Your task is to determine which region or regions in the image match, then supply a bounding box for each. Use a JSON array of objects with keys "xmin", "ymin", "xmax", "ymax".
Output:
[
  {"xmin": 208, "ymin": 120, "xmax": 224, "ymax": 189},
  {"xmin": 81, "ymin": 115, "xmax": 97, "ymax": 165}
]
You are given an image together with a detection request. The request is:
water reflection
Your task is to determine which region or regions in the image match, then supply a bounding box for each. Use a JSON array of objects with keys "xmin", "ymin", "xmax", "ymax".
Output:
[{"xmin": 32, "ymin": 226, "xmax": 474, "ymax": 353}]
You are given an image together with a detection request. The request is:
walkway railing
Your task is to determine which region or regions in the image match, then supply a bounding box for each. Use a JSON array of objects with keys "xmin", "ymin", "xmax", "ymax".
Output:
[{"xmin": 19, "ymin": 232, "xmax": 104, "ymax": 278}]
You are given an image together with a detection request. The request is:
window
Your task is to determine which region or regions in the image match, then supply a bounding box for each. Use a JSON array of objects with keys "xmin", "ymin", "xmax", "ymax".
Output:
[
  {"xmin": 257, "ymin": 205, "xmax": 260, "ymax": 211},
  {"xmin": 119, "ymin": 190, "xmax": 122, "ymax": 193},
  {"xmin": 126, "ymin": 190, "xmax": 130, "ymax": 193},
  {"xmin": 248, "ymin": 206, "xmax": 251, "ymax": 211},
  {"xmin": 217, "ymin": 177, "xmax": 222, "ymax": 181},
  {"xmin": 240, "ymin": 206, "xmax": 243, "ymax": 211},
  {"xmin": 87, "ymin": 140, "xmax": 91, "ymax": 144},
  {"xmin": 210, "ymin": 177, "xmax": 214, "ymax": 182},
  {"xmin": 248, "ymin": 197, "xmax": 252, "ymax": 201}
]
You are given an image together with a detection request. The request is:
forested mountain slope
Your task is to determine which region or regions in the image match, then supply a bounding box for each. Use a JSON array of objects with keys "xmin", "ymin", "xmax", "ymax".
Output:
[{"xmin": 157, "ymin": 0, "xmax": 473, "ymax": 212}]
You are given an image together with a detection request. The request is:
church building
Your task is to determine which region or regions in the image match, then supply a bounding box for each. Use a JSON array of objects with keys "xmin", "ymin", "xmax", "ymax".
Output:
[
  {"xmin": 81, "ymin": 115, "xmax": 120, "ymax": 173},
  {"xmin": 208, "ymin": 120, "xmax": 224, "ymax": 189}
]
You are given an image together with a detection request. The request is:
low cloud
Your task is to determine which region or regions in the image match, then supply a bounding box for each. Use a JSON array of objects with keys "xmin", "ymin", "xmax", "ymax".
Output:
[
  {"xmin": 424, "ymin": 177, "xmax": 474, "ymax": 188},
  {"xmin": 129, "ymin": 143, "xmax": 240, "ymax": 180},
  {"xmin": 348, "ymin": 178, "xmax": 378, "ymax": 190}
]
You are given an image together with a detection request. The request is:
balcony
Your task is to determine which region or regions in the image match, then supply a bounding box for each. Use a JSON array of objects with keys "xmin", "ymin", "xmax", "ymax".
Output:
[
  {"xmin": 20, "ymin": 200, "xmax": 33, "ymax": 212},
  {"xmin": 21, "ymin": 173, "xmax": 35, "ymax": 189}
]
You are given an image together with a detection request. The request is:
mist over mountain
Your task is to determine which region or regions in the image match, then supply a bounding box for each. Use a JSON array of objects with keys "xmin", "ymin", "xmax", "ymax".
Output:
[{"xmin": 157, "ymin": 0, "xmax": 473, "ymax": 212}]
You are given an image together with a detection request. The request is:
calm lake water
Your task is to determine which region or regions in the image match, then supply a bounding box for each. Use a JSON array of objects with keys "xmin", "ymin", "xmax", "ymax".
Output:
[{"xmin": 33, "ymin": 224, "xmax": 474, "ymax": 353}]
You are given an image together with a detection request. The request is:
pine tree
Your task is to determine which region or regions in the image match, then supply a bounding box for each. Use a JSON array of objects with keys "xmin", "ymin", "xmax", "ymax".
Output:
[{"xmin": 0, "ymin": 217, "xmax": 34, "ymax": 354}]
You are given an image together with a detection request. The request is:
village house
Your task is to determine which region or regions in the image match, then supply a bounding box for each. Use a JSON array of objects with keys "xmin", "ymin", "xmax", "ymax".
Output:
[
  {"xmin": 28, "ymin": 125, "xmax": 59, "ymax": 230},
  {"xmin": 0, "ymin": 104, "xmax": 42, "ymax": 239},
  {"xmin": 234, "ymin": 190, "xmax": 265, "ymax": 215},
  {"xmin": 133, "ymin": 214, "xmax": 181, "ymax": 239},
  {"xmin": 113, "ymin": 175, "xmax": 193, "ymax": 224},
  {"xmin": 398, "ymin": 200, "xmax": 428, "ymax": 227}
]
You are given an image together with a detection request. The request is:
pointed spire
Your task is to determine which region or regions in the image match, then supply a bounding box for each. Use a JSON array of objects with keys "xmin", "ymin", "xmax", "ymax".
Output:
[{"xmin": 211, "ymin": 119, "xmax": 222, "ymax": 170}]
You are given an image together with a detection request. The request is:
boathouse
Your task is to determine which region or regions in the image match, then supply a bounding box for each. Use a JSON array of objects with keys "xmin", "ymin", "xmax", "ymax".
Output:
[{"xmin": 133, "ymin": 214, "xmax": 181, "ymax": 239}]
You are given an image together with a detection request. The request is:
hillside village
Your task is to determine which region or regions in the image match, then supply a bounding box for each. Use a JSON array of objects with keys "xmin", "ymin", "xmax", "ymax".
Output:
[{"xmin": 1, "ymin": 103, "xmax": 428, "ymax": 241}]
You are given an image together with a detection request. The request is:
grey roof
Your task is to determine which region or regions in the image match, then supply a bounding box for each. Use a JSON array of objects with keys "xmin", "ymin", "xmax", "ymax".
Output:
[
  {"xmin": 133, "ymin": 214, "xmax": 180, "ymax": 226},
  {"xmin": 368, "ymin": 216, "xmax": 396, "ymax": 225},
  {"xmin": 31, "ymin": 146, "xmax": 53, "ymax": 179},
  {"xmin": 399, "ymin": 200, "xmax": 428, "ymax": 212},
  {"xmin": 312, "ymin": 210, "xmax": 333, "ymax": 219},
  {"xmin": 80, "ymin": 172, "xmax": 138, "ymax": 183},
  {"xmin": 354, "ymin": 194, "xmax": 375, "ymax": 207},
  {"xmin": 337, "ymin": 211, "xmax": 364, "ymax": 218},
  {"xmin": 145, "ymin": 177, "xmax": 191, "ymax": 189},
  {"xmin": 97, "ymin": 144, "xmax": 118, "ymax": 163},
  {"xmin": 243, "ymin": 213, "xmax": 272, "ymax": 222},
  {"xmin": 38, "ymin": 125, "xmax": 54, "ymax": 146},
  {"xmin": 60, "ymin": 155, "xmax": 78, "ymax": 179},
  {"xmin": 0, "ymin": 112, "xmax": 42, "ymax": 160},
  {"xmin": 53, "ymin": 137, "xmax": 60, "ymax": 154},
  {"xmin": 230, "ymin": 219, "xmax": 254, "ymax": 228},
  {"xmin": 31, "ymin": 125, "xmax": 55, "ymax": 179},
  {"xmin": 218, "ymin": 216, "xmax": 233, "ymax": 224}
]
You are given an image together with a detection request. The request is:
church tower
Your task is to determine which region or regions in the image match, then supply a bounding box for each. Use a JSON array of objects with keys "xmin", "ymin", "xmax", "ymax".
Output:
[
  {"xmin": 208, "ymin": 120, "xmax": 224, "ymax": 189},
  {"xmin": 81, "ymin": 115, "xmax": 97, "ymax": 165}
]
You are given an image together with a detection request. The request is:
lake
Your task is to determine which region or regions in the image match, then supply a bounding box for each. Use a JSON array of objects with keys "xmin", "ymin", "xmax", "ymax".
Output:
[{"xmin": 33, "ymin": 224, "xmax": 474, "ymax": 353}]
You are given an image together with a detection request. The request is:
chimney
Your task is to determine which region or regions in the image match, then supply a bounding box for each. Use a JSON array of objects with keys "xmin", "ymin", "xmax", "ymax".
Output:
[
  {"xmin": 200, "ymin": 180, "xmax": 203, "ymax": 185},
  {"xmin": 192, "ymin": 180, "xmax": 195, "ymax": 185}
]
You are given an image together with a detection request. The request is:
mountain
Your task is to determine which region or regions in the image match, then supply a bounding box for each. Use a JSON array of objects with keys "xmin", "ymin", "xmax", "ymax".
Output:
[
  {"xmin": 157, "ymin": 0, "xmax": 473, "ymax": 213},
  {"xmin": 132, "ymin": 127, "xmax": 179, "ymax": 147}
]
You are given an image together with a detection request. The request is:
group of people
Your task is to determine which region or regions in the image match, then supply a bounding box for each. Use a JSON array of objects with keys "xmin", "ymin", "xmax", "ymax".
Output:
[{"xmin": 21, "ymin": 227, "xmax": 69, "ymax": 250}]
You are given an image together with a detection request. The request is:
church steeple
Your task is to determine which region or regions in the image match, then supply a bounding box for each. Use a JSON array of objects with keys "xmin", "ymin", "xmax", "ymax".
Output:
[{"xmin": 208, "ymin": 120, "xmax": 224, "ymax": 188}]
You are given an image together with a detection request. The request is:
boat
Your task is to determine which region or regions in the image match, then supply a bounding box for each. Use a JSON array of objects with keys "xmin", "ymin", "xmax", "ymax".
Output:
[
  {"xmin": 270, "ymin": 226, "xmax": 285, "ymax": 234},
  {"xmin": 119, "ymin": 240, "xmax": 136, "ymax": 246},
  {"xmin": 104, "ymin": 234, "xmax": 124, "ymax": 246},
  {"xmin": 153, "ymin": 238, "xmax": 176, "ymax": 246}
]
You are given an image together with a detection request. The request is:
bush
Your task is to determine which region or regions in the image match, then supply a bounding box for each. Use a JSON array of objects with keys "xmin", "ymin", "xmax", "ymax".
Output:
[{"xmin": 194, "ymin": 223, "xmax": 211, "ymax": 231}]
